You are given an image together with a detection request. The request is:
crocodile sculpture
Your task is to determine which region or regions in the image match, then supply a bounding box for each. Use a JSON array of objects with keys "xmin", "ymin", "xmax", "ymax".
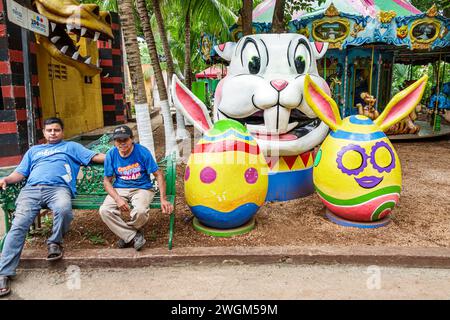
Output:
[{"xmin": 33, "ymin": 0, "xmax": 113, "ymax": 76}]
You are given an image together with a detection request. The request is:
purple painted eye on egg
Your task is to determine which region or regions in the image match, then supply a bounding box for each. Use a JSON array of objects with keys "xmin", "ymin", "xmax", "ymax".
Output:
[
  {"xmin": 336, "ymin": 144, "xmax": 368, "ymax": 176},
  {"xmin": 184, "ymin": 166, "xmax": 190, "ymax": 181},
  {"xmin": 200, "ymin": 167, "xmax": 217, "ymax": 184},
  {"xmin": 370, "ymin": 141, "xmax": 396, "ymax": 173},
  {"xmin": 244, "ymin": 167, "xmax": 258, "ymax": 184}
]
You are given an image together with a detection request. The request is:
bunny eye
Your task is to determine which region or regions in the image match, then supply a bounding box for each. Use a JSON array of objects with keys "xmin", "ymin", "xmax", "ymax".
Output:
[
  {"xmin": 370, "ymin": 141, "xmax": 396, "ymax": 173},
  {"xmin": 241, "ymin": 40, "xmax": 261, "ymax": 75},
  {"xmin": 248, "ymin": 56, "xmax": 261, "ymax": 74},
  {"xmin": 293, "ymin": 42, "xmax": 310, "ymax": 74},
  {"xmin": 336, "ymin": 144, "xmax": 368, "ymax": 176}
]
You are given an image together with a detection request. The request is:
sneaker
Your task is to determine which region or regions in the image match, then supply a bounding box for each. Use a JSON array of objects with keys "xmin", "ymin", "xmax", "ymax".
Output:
[
  {"xmin": 133, "ymin": 231, "xmax": 146, "ymax": 251},
  {"xmin": 117, "ymin": 239, "xmax": 132, "ymax": 249}
]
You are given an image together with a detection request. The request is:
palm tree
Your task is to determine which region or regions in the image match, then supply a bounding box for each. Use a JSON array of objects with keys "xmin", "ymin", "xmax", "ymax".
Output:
[
  {"xmin": 118, "ymin": 0, "xmax": 155, "ymax": 156},
  {"xmin": 272, "ymin": 0, "xmax": 286, "ymax": 33},
  {"xmin": 167, "ymin": 0, "xmax": 239, "ymax": 89},
  {"xmin": 151, "ymin": 0, "xmax": 176, "ymax": 82},
  {"xmin": 242, "ymin": 0, "xmax": 253, "ymax": 36},
  {"xmin": 150, "ymin": 0, "xmax": 189, "ymax": 140},
  {"xmin": 184, "ymin": 1, "xmax": 194, "ymax": 90},
  {"xmin": 136, "ymin": 0, "xmax": 178, "ymax": 156}
]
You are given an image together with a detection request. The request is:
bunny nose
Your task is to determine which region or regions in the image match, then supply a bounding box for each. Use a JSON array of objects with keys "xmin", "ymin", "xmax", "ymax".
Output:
[{"xmin": 270, "ymin": 79, "xmax": 288, "ymax": 91}]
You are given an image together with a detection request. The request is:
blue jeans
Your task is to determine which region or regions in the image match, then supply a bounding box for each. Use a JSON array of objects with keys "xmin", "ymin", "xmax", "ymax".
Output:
[{"xmin": 0, "ymin": 185, "xmax": 73, "ymax": 277}]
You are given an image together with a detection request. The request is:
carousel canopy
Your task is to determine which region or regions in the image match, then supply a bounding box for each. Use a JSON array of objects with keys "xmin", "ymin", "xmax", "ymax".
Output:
[
  {"xmin": 195, "ymin": 65, "xmax": 227, "ymax": 79},
  {"xmin": 226, "ymin": 0, "xmax": 448, "ymax": 53},
  {"xmin": 252, "ymin": 0, "xmax": 422, "ymax": 23}
]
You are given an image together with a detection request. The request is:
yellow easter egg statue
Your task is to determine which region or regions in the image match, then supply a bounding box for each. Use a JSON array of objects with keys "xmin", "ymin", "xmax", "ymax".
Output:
[
  {"xmin": 184, "ymin": 119, "xmax": 269, "ymax": 236},
  {"xmin": 304, "ymin": 74, "xmax": 428, "ymax": 228}
]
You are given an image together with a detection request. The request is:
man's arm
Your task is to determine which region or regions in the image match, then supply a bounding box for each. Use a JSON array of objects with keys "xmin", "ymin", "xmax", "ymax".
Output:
[
  {"xmin": 103, "ymin": 176, "xmax": 130, "ymax": 213},
  {"xmin": 0, "ymin": 172, "xmax": 26, "ymax": 190},
  {"xmin": 91, "ymin": 153, "xmax": 105, "ymax": 164},
  {"xmin": 153, "ymin": 170, "xmax": 173, "ymax": 214}
]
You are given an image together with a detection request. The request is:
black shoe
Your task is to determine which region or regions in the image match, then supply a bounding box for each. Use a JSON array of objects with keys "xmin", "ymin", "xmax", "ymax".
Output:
[
  {"xmin": 46, "ymin": 243, "xmax": 63, "ymax": 261},
  {"xmin": 117, "ymin": 239, "xmax": 132, "ymax": 249},
  {"xmin": 133, "ymin": 231, "xmax": 146, "ymax": 251}
]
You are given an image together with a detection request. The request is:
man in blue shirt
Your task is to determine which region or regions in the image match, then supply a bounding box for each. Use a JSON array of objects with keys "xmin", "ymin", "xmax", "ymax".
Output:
[
  {"xmin": 99, "ymin": 125, "xmax": 173, "ymax": 251},
  {"xmin": 0, "ymin": 117, "xmax": 104, "ymax": 297}
]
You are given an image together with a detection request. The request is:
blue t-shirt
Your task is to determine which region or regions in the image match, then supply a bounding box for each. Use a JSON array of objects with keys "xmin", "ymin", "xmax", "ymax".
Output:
[
  {"xmin": 15, "ymin": 141, "xmax": 97, "ymax": 198},
  {"xmin": 104, "ymin": 143, "xmax": 159, "ymax": 189}
]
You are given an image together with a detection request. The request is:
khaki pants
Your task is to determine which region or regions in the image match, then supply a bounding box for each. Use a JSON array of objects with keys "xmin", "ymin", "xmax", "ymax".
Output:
[{"xmin": 99, "ymin": 188, "xmax": 155, "ymax": 243}]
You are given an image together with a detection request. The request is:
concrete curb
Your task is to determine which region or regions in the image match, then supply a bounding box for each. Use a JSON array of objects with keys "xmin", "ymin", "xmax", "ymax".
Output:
[{"xmin": 18, "ymin": 245, "xmax": 450, "ymax": 269}]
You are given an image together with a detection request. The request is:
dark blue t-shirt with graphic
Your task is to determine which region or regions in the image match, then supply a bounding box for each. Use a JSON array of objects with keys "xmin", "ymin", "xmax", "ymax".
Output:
[
  {"xmin": 15, "ymin": 141, "xmax": 97, "ymax": 197},
  {"xmin": 104, "ymin": 143, "xmax": 159, "ymax": 189}
]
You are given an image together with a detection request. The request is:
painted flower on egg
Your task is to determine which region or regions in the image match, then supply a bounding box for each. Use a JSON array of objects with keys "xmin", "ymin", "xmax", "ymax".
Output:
[{"xmin": 184, "ymin": 119, "xmax": 269, "ymax": 229}]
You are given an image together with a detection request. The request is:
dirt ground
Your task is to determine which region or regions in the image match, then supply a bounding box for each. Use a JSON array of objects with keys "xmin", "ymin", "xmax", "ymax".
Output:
[{"xmin": 24, "ymin": 120, "xmax": 450, "ymax": 250}]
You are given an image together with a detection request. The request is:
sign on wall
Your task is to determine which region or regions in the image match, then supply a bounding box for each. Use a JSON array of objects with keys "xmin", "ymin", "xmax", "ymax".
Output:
[{"xmin": 6, "ymin": 0, "xmax": 49, "ymax": 36}]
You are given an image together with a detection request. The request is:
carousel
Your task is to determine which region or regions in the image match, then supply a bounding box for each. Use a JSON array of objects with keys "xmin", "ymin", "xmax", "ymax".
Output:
[{"xmin": 201, "ymin": 0, "xmax": 450, "ymax": 139}]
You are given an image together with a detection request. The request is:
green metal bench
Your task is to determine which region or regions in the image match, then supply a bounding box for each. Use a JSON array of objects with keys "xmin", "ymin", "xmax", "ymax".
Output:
[{"xmin": 0, "ymin": 135, "xmax": 177, "ymax": 251}]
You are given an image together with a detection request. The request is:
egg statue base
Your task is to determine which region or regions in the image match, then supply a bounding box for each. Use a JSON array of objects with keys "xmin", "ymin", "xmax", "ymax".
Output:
[
  {"xmin": 325, "ymin": 209, "xmax": 391, "ymax": 229},
  {"xmin": 193, "ymin": 217, "xmax": 256, "ymax": 237},
  {"xmin": 265, "ymin": 152, "xmax": 315, "ymax": 201}
]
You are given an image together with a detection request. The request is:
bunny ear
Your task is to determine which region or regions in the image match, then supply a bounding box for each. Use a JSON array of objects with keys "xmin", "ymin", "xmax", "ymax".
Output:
[
  {"xmin": 171, "ymin": 75, "xmax": 213, "ymax": 133},
  {"xmin": 304, "ymin": 74, "xmax": 342, "ymax": 131},
  {"xmin": 214, "ymin": 42, "xmax": 236, "ymax": 61},
  {"xmin": 310, "ymin": 42, "xmax": 328, "ymax": 60},
  {"xmin": 375, "ymin": 75, "xmax": 428, "ymax": 131}
]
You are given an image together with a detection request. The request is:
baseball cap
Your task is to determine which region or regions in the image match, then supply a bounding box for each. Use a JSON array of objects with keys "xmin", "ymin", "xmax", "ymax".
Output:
[{"xmin": 113, "ymin": 125, "xmax": 133, "ymax": 139}]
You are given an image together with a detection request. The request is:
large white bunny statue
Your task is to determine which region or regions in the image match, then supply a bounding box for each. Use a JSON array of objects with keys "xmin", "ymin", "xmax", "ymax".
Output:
[{"xmin": 172, "ymin": 34, "xmax": 331, "ymax": 201}]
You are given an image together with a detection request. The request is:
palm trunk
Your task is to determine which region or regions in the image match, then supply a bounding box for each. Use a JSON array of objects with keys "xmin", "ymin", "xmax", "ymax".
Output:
[
  {"xmin": 242, "ymin": 0, "xmax": 253, "ymax": 36},
  {"xmin": 151, "ymin": 0, "xmax": 187, "ymax": 140},
  {"xmin": 272, "ymin": 0, "xmax": 286, "ymax": 33},
  {"xmin": 184, "ymin": 5, "xmax": 193, "ymax": 90},
  {"xmin": 136, "ymin": 0, "xmax": 178, "ymax": 157},
  {"xmin": 118, "ymin": 0, "xmax": 155, "ymax": 156},
  {"xmin": 152, "ymin": 0, "xmax": 175, "ymax": 80}
]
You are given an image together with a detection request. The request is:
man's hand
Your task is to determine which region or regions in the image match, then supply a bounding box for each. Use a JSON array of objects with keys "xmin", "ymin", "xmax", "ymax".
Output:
[
  {"xmin": 0, "ymin": 172, "xmax": 25, "ymax": 190},
  {"xmin": 116, "ymin": 197, "xmax": 130, "ymax": 214},
  {"xmin": 160, "ymin": 198, "xmax": 173, "ymax": 215},
  {"xmin": 0, "ymin": 178, "xmax": 7, "ymax": 190}
]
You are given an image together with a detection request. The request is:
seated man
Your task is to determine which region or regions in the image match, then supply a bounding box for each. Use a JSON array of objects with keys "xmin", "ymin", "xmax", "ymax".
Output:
[
  {"xmin": 99, "ymin": 125, "xmax": 173, "ymax": 251},
  {"xmin": 0, "ymin": 117, "xmax": 105, "ymax": 297}
]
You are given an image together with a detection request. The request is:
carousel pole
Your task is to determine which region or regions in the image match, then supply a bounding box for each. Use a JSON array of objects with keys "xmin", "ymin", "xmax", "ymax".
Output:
[
  {"xmin": 369, "ymin": 45, "xmax": 374, "ymax": 95},
  {"xmin": 375, "ymin": 54, "xmax": 382, "ymax": 111},
  {"xmin": 342, "ymin": 51, "xmax": 349, "ymax": 117},
  {"xmin": 433, "ymin": 53, "xmax": 442, "ymax": 132}
]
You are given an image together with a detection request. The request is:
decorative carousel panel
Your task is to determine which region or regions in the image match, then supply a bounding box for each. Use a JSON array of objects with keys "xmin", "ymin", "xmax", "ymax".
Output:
[
  {"xmin": 410, "ymin": 18, "xmax": 441, "ymax": 49},
  {"xmin": 312, "ymin": 18, "xmax": 350, "ymax": 49}
]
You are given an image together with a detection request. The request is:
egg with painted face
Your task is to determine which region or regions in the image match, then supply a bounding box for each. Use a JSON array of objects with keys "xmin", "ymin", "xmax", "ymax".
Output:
[
  {"xmin": 184, "ymin": 119, "xmax": 269, "ymax": 229},
  {"xmin": 304, "ymin": 74, "xmax": 428, "ymax": 223},
  {"xmin": 313, "ymin": 115, "xmax": 401, "ymax": 222}
]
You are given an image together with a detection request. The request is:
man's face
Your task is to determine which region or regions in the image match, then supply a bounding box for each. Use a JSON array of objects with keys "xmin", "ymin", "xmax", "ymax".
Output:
[
  {"xmin": 43, "ymin": 123, "xmax": 64, "ymax": 144},
  {"xmin": 114, "ymin": 137, "xmax": 133, "ymax": 154}
]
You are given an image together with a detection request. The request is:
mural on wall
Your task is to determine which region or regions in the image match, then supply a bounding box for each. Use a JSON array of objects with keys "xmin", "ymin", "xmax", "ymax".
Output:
[
  {"xmin": 173, "ymin": 34, "xmax": 331, "ymax": 201},
  {"xmin": 33, "ymin": 0, "xmax": 113, "ymax": 76}
]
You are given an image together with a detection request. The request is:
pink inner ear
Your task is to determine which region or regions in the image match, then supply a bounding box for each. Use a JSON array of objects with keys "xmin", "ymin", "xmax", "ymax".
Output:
[
  {"xmin": 218, "ymin": 43, "xmax": 226, "ymax": 51},
  {"xmin": 383, "ymin": 82, "xmax": 425, "ymax": 126},
  {"xmin": 309, "ymin": 83, "xmax": 337, "ymax": 126},
  {"xmin": 315, "ymin": 42, "xmax": 324, "ymax": 54},
  {"xmin": 175, "ymin": 83, "xmax": 211, "ymax": 131}
]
